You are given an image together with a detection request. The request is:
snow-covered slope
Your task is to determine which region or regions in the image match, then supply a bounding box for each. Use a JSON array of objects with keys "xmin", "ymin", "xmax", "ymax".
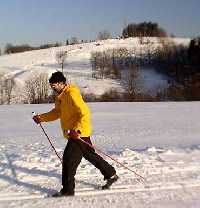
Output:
[
  {"xmin": 0, "ymin": 102, "xmax": 199, "ymax": 207},
  {"xmin": 0, "ymin": 37, "xmax": 191, "ymax": 100}
]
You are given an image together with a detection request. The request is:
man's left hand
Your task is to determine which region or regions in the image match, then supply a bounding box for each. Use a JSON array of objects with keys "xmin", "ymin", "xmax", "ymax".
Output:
[{"xmin": 32, "ymin": 115, "xmax": 41, "ymax": 124}]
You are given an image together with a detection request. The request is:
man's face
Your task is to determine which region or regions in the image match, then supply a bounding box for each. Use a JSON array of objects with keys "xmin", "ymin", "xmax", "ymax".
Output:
[{"xmin": 50, "ymin": 82, "xmax": 64, "ymax": 94}]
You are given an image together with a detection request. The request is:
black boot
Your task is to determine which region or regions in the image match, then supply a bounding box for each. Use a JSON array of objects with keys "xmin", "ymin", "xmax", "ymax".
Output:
[
  {"xmin": 102, "ymin": 174, "xmax": 119, "ymax": 190},
  {"xmin": 52, "ymin": 189, "xmax": 74, "ymax": 197}
]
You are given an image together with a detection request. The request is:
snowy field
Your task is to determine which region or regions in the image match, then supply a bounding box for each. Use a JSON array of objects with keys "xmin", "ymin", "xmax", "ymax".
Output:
[{"xmin": 0, "ymin": 102, "xmax": 200, "ymax": 207}]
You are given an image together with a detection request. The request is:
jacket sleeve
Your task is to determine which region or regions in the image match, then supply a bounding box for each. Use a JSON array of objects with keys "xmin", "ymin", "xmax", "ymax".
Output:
[
  {"xmin": 39, "ymin": 97, "xmax": 61, "ymax": 122},
  {"xmin": 69, "ymin": 89, "xmax": 90, "ymax": 133}
]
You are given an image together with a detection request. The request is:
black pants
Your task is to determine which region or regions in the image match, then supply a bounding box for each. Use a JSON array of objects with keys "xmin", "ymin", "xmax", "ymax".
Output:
[{"xmin": 62, "ymin": 137, "xmax": 116, "ymax": 194}]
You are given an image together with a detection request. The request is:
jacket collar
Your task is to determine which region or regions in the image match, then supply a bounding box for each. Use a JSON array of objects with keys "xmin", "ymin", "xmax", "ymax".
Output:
[{"xmin": 58, "ymin": 84, "xmax": 70, "ymax": 100}]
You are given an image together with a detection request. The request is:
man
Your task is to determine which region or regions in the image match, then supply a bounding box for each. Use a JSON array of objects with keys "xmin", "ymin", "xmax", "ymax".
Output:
[{"xmin": 33, "ymin": 71, "xmax": 118, "ymax": 197}]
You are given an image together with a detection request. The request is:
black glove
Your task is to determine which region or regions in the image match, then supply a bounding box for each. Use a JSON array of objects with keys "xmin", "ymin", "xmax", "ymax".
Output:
[
  {"xmin": 32, "ymin": 115, "xmax": 41, "ymax": 124},
  {"xmin": 68, "ymin": 130, "xmax": 81, "ymax": 139}
]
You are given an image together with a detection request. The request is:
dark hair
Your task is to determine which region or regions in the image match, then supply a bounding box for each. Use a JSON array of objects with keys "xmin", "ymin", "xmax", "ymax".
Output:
[{"xmin": 49, "ymin": 71, "xmax": 66, "ymax": 84}]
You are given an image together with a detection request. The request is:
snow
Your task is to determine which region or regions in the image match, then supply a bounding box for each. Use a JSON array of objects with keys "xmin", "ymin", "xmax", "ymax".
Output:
[
  {"xmin": 0, "ymin": 102, "xmax": 200, "ymax": 207},
  {"xmin": 0, "ymin": 37, "xmax": 191, "ymax": 102}
]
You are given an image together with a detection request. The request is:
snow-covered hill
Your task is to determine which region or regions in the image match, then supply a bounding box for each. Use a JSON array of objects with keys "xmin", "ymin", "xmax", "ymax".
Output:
[
  {"xmin": 0, "ymin": 37, "xmax": 191, "ymax": 101},
  {"xmin": 0, "ymin": 102, "xmax": 200, "ymax": 207}
]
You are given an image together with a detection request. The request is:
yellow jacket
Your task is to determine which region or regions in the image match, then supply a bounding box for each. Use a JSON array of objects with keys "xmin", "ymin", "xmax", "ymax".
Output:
[{"xmin": 39, "ymin": 84, "xmax": 92, "ymax": 138}]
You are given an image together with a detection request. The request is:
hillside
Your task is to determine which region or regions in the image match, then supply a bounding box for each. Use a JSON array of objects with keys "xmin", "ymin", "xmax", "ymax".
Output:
[{"xmin": 0, "ymin": 37, "xmax": 191, "ymax": 102}]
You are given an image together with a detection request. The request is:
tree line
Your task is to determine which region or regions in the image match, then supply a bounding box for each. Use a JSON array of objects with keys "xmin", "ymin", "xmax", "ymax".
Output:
[
  {"xmin": 122, "ymin": 22, "xmax": 167, "ymax": 38},
  {"xmin": 4, "ymin": 43, "xmax": 62, "ymax": 54},
  {"xmin": 0, "ymin": 21, "xmax": 169, "ymax": 55}
]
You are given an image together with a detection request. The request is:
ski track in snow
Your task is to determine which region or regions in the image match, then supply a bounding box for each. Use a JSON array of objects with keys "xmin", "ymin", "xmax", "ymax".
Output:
[{"xmin": 0, "ymin": 141, "xmax": 200, "ymax": 207}]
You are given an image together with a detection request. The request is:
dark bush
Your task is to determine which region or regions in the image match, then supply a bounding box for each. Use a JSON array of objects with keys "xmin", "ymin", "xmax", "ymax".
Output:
[
  {"xmin": 4, "ymin": 44, "xmax": 35, "ymax": 54},
  {"xmin": 188, "ymin": 37, "xmax": 200, "ymax": 66}
]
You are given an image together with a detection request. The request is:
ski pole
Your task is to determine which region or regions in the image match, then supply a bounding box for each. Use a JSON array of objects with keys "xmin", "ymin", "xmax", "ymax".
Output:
[
  {"xmin": 76, "ymin": 136, "xmax": 146, "ymax": 184},
  {"xmin": 32, "ymin": 112, "xmax": 62, "ymax": 164},
  {"xmin": 32, "ymin": 115, "xmax": 145, "ymax": 183}
]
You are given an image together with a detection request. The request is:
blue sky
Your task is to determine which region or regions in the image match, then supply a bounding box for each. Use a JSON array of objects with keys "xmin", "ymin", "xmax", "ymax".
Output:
[{"xmin": 0, "ymin": 0, "xmax": 200, "ymax": 48}]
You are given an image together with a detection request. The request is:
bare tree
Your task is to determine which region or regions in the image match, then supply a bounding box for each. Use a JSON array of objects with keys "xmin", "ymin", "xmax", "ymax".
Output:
[
  {"xmin": 97, "ymin": 30, "xmax": 112, "ymax": 40},
  {"xmin": 70, "ymin": 37, "xmax": 79, "ymax": 45},
  {"xmin": 126, "ymin": 64, "xmax": 139, "ymax": 99},
  {"xmin": 0, "ymin": 73, "xmax": 5, "ymax": 104},
  {"xmin": 4, "ymin": 78, "xmax": 15, "ymax": 104},
  {"xmin": 0, "ymin": 73, "xmax": 15, "ymax": 104},
  {"xmin": 56, "ymin": 50, "xmax": 68, "ymax": 72},
  {"xmin": 35, "ymin": 73, "xmax": 49, "ymax": 102},
  {"xmin": 25, "ymin": 73, "xmax": 49, "ymax": 104},
  {"xmin": 91, "ymin": 52, "xmax": 98, "ymax": 78},
  {"xmin": 25, "ymin": 79, "xmax": 37, "ymax": 104},
  {"xmin": 91, "ymin": 51, "xmax": 107, "ymax": 79}
]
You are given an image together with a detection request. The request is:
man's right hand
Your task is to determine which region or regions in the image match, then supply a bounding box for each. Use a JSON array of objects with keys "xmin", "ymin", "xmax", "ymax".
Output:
[{"xmin": 32, "ymin": 115, "xmax": 41, "ymax": 124}]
